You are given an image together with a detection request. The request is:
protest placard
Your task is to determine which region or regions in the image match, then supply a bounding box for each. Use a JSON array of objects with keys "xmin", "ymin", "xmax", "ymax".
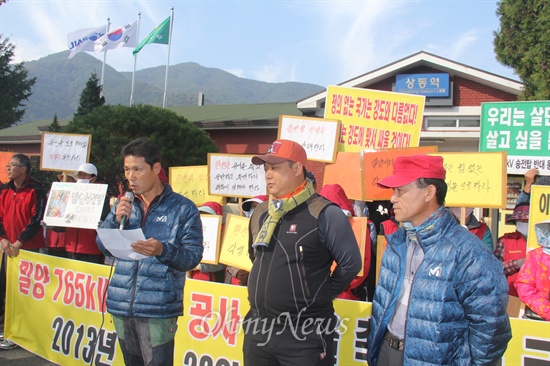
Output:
[
  {"xmin": 324, "ymin": 85, "xmax": 425, "ymax": 152},
  {"xmin": 200, "ymin": 215, "xmax": 222, "ymax": 265},
  {"xmin": 208, "ymin": 153, "xmax": 266, "ymax": 198},
  {"xmin": 40, "ymin": 132, "xmax": 91, "ymax": 172},
  {"xmin": 278, "ymin": 115, "xmax": 341, "ymax": 163},
  {"xmin": 43, "ymin": 182, "xmax": 108, "ymax": 229},
  {"xmin": 480, "ymin": 101, "xmax": 550, "ymax": 175},
  {"xmin": 218, "ymin": 214, "xmax": 251, "ymax": 271},
  {"xmin": 169, "ymin": 165, "xmax": 224, "ymax": 205},
  {"xmin": 528, "ymin": 185, "xmax": 550, "ymax": 251}
]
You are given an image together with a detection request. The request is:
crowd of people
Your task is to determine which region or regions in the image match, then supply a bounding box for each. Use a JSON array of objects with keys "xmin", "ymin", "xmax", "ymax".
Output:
[{"xmin": 0, "ymin": 138, "xmax": 548, "ymax": 365}]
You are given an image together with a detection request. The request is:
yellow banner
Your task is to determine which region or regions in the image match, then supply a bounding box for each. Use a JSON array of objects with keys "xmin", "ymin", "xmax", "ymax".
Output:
[
  {"xmin": 5, "ymin": 251, "xmax": 549, "ymax": 365},
  {"xmin": 325, "ymin": 85, "xmax": 424, "ymax": 152},
  {"xmin": 169, "ymin": 165, "xmax": 225, "ymax": 206}
]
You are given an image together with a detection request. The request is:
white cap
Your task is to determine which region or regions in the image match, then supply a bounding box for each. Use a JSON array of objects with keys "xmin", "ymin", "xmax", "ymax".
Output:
[{"xmin": 77, "ymin": 163, "xmax": 98, "ymax": 176}]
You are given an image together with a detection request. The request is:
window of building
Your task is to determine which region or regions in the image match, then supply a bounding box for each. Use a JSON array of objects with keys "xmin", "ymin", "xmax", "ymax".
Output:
[{"xmin": 424, "ymin": 117, "xmax": 480, "ymax": 130}]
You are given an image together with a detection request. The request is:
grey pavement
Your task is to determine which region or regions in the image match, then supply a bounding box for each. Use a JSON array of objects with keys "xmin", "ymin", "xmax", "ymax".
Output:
[{"xmin": 0, "ymin": 346, "xmax": 57, "ymax": 365}]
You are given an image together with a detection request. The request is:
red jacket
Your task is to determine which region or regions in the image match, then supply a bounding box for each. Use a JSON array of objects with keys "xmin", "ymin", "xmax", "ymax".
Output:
[
  {"xmin": 499, "ymin": 231, "xmax": 527, "ymax": 297},
  {"xmin": 0, "ymin": 176, "xmax": 46, "ymax": 250}
]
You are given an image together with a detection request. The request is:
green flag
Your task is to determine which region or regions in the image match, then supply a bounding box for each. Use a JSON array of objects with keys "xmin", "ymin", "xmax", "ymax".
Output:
[{"xmin": 133, "ymin": 16, "xmax": 171, "ymax": 55}]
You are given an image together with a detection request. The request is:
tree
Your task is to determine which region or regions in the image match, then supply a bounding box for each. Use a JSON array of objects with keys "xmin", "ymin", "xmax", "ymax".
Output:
[
  {"xmin": 494, "ymin": 0, "xmax": 550, "ymax": 100},
  {"xmin": 0, "ymin": 35, "xmax": 36, "ymax": 129},
  {"xmin": 49, "ymin": 113, "xmax": 61, "ymax": 132},
  {"xmin": 64, "ymin": 104, "xmax": 219, "ymax": 196},
  {"xmin": 75, "ymin": 71, "xmax": 105, "ymax": 116}
]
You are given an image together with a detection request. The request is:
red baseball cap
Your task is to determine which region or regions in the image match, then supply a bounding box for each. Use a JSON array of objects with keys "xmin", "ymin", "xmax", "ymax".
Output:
[
  {"xmin": 252, "ymin": 139, "xmax": 307, "ymax": 167},
  {"xmin": 377, "ymin": 154, "xmax": 446, "ymax": 188}
]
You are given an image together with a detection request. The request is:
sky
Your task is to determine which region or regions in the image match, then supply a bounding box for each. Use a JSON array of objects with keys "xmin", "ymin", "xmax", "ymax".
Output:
[{"xmin": 0, "ymin": 0, "xmax": 518, "ymax": 88}]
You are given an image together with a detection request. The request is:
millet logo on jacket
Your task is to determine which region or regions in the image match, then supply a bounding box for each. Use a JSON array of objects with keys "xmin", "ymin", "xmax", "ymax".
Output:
[
  {"xmin": 287, "ymin": 224, "xmax": 298, "ymax": 234},
  {"xmin": 156, "ymin": 215, "xmax": 168, "ymax": 223},
  {"xmin": 429, "ymin": 266, "xmax": 442, "ymax": 277}
]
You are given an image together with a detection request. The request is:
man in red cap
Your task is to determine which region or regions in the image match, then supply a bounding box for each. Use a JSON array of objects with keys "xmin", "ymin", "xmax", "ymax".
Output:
[
  {"xmin": 243, "ymin": 139, "xmax": 361, "ymax": 366},
  {"xmin": 367, "ymin": 155, "xmax": 511, "ymax": 366}
]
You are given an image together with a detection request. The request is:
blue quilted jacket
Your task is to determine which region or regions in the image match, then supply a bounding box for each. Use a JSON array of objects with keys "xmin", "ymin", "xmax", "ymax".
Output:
[
  {"xmin": 367, "ymin": 208, "xmax": 511, "ymax": 365},
  {"xmin": 97, "ymin": 184, "xmax": 203, "ymax": 318}
]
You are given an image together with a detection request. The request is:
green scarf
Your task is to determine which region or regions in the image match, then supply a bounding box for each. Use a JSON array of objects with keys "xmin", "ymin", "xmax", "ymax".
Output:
[{"xmin": 252, "ymin": 180, "xmax": 315, "ymax": 248}]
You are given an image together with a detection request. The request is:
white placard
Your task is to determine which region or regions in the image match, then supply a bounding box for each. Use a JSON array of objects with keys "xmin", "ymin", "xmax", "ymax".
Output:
[
  {"xmin": 278, "ymin": 115, "xmax": 341, "ymax": 163},
  {"xmin": 40, "ymin": 132, "xmax": 91, "ymax": 172},
  {"xmin": 208, "ymin": 153, "xmax": 266, "ymax": 198},
  {"xmin": 43, "ymin": 182, "xmax": 108, "ymax": 229},
  {"xmin": 200, "ymin": 215, "xmax": 222, "ymax": 265}
]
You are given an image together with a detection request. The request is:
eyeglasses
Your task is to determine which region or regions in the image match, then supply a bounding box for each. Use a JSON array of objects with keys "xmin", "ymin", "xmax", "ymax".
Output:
[{"xmin": 6, "ymin": 164, "xmax": 23, "ymax": 169}]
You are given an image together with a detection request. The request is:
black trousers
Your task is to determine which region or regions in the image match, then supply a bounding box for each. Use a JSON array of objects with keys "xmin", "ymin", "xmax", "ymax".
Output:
[{"xmin": 242, "ymin": 310, "xmax": 336, "ymax": 366}]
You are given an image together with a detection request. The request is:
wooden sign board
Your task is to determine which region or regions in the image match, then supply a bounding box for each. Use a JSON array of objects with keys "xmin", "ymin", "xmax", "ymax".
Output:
[
  {"xmin": 362, "ymin": 146, "xmax": 439, "ymax": 200},
  {"xmin": 40, "ymin": 132, "xmax": 92, "ymax": 172},
  {"xmin": 208, "ymin": 154, "xmax": 266, "ymax": 198},
  {"xmin": 218, "ymin": 214, "xmax": 252, "ymax": 271},
  {"xmin": 200, "ymin": 215, "xmax": 222, "ymax": 265},
  {"xmin": 169, "ymin": 166, "xmax": 224, "ymax": 206},
  {"xmin": 278, "ymin": 115, "xmax": 341, "ymax": 163},
  {"xmin": 432, "ymin": 152, "xmax": 507, "ymax": 208}
]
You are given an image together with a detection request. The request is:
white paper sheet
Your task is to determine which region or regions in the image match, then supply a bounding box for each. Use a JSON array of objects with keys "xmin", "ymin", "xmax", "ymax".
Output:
[{"xmin": 96, "ymin": 228, "xmax": 148, "ymax": 260}]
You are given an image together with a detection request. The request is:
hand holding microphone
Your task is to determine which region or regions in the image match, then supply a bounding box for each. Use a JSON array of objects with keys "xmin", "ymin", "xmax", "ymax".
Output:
[{"xmin": 119, "ymin": 192, "xmax": 135, "ymax": 230}]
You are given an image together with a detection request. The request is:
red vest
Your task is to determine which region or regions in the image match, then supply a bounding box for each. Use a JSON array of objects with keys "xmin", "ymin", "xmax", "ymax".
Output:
[
  {"xmin": 381, "ymin": 220, "xmax": 399, "ymax": 235},
  {"xmin": 470, "ymin": 222, "xmax": 487, "ymax": 241},
  {"xmin": 500, "ymin": 231, "xmax": 527, "ymax": 297}
]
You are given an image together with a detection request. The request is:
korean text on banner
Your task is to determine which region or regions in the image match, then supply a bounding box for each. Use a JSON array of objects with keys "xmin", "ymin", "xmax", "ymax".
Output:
[
  {"xmin": 430, "ymin": 151, "xmax": 507, "ymax": 209},
  {"xmin": 40, "ymin": 132, "xmax": 91, "ymax": 172},
  {"xmin": 218, "ymin": 214, "xmax": 251, "ymax": 271},
  {"xmin": 208, "ymin": 153, "xmax": 266, "ymax": 198},
  {"xmin": 324, "ymin": 85, "xmax": 425, "ymax": 153},
  {"xmin": 480, "ymin": 101, "xmax": 550, "ymax": 175},
  {"xmin": 277, "ymin": 115, "xmax": 341, "ymax": 163},
  {"xmin": 528, "ymin": 185, "xmax": 550, "ymax": 251}
]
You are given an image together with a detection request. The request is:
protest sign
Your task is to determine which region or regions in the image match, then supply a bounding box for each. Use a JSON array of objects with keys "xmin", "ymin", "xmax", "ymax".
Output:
[
  {"xmin": 208, "ymin": 154, "xmax": 266, "ymax": 198},
  {"xmin": 480, "ymin": 101, "xmax": 550, "ymax": 175},
  {"xmin": 324, "ymin": 85, "xmax": 425, "ymax": 152},
  {"xmin": 41, "ymin": 132, "xmax": 91, "ymax": 172},
  {"xmin": 218, "ymin": 214, "xmax": 251, "ymax": 271},
  {"xmin": 200, "ymin": 215, "xmax": 222, "ymax": 265},
  {"xmin": 278, "ymin": 115, "xmax": 341, "ymax": 163},
  {"xmin": 528, "ymin": 185, "xmax": 550, "ymax": 251},
  {"xmin": 43, "ymin": 182, "xmax": 108, "ymax": 229},
  {"xmin": 323, "ymin": 152, "xmax": 363, "ymax": 200},
  {"xmin": 169, "ymin": 165, "xmax": 224, "ymax": 205}
]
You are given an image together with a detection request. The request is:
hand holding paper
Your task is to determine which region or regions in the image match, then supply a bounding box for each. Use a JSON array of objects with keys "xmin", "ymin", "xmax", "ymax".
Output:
[{"xmin": 96, "ymin": 228, "xmax": 149, "ymax": 260}]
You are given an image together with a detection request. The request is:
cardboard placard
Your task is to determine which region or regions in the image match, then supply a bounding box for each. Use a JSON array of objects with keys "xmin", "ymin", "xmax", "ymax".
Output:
[
  {"xmin": 200, "ymin": 215, "xmax": 222, "ymax": 265},
  {"xmin": 323, "ymin": 152, "xmax": 363, "ymax": 200},
  {"xmin": 324, "ymin": 85, "xmax": 425, "ymax": 152},
  {"xmin": 208, "ymin": 154, "xmax": 266, "ymax": 198},
  {"xmin": 528, "ymin": 185, "xmax": 550, "ymax": 251},
  {"xmin": 43, "ymin": 182, "xmax": 108, "ymax": 229},
  {"xmin": 218, "ymin": 214, "xmax": 251, "ymax": 271},
  {"xmin": 169, "ymin": 165, "xmax": 224, "ymax": 205},
  {"xmin": 277, "ymin": 115, "xmax": 341, "ymax": 163},
  {"xmin": 40, "ymin": 132, "xmax": 91, "ymax": 172}
]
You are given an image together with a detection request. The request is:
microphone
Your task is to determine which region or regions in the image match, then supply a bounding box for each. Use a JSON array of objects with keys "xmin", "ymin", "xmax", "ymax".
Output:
[{"xmin": 119, "ymin": 192, "xmax": 134, "ymax": 230}]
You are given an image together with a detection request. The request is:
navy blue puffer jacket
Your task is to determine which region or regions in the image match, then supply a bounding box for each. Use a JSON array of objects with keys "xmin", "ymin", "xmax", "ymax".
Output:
[
  {"xmin": 97, "ymin": 185, "xmax": 203, "ymax": 318},
  {"xmin": 367, "ymin": 208, "xmax": 511, "ymax": 365}
]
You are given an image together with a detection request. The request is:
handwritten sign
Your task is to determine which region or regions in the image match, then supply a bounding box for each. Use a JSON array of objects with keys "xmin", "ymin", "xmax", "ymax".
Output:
[
  {"xmin": 43, "ymin": 182, "xmax": 108, "ymax": 229},
  {"xmin": 218, "ymin": 214, "xmax": 251, "ymax": 271},
  {"xmin": 40, "ymin": 132, "xmax": 91, "ymax": 172},
  {"xmin": 528, "ymin": 185, "xmax": 550, "ymax": 251},
  {"xmin": 431, "ymin": 152, "xmax": 507, "ymax": 208},
  {"xmin": 200, "ymin": 215, "xmax": 222, "ymax": 265},
  {"xmin": 278, "ymin": 115, "xmax": 341, "ymax": 163},
  {"xmin": 169, "ymin": 166, "xmax": 224, "ymax": 205},
  {"xmin": 324, "ymin": 85, "xmax": 425, "ymax": 152},
  {"xmin": 323, "ymin": 152, "xmax": 363, "ymax": 200},
  {"xmin": 362, "ymin": 146, "xmax": 439, "ymax": 200},
  {"xmin": 480, "ymin": 101, "xmax": 550, "ymax": 175},
  {"xmin": 208, "ymin": 154, "xmax": 266, "ymax": 198}
]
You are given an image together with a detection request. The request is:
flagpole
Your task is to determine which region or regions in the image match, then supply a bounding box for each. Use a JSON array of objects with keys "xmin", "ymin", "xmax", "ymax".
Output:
[
  {"xmin": 100, "ymin": 17, "xmax": 110, "ymax": 97},
  {"xmin": 130, "ymin": 12, "xmax": 141, "ymax": 107},
  {"xmin": 162, "ymin": 7, "xmax": 174, "ymax": 108}
]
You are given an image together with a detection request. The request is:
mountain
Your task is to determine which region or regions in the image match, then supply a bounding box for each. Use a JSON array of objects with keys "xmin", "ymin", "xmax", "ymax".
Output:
[{"xmin": 20, "ymin": 51, "xmax": 324, "ymax": 123}]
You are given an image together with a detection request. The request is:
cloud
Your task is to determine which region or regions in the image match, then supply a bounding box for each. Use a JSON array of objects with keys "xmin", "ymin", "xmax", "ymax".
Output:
[{"xmin": 448, "ymin": 29, "xmax": 480, "ymax": 60}]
